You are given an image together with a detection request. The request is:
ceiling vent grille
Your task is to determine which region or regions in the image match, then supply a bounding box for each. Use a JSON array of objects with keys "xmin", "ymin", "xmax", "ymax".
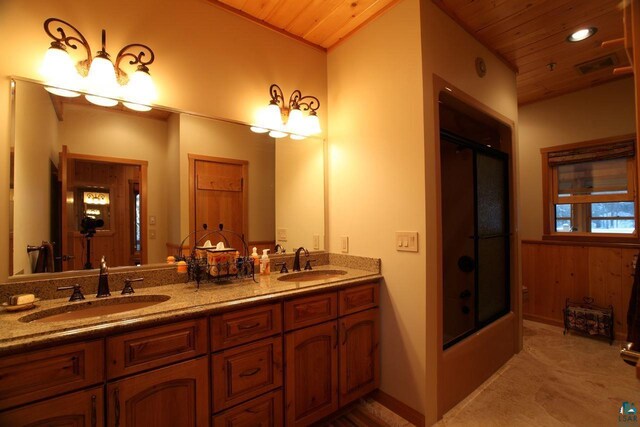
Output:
[{"xmin": 575, "ymin": 53, "xmax": 619, "ymax": 75}]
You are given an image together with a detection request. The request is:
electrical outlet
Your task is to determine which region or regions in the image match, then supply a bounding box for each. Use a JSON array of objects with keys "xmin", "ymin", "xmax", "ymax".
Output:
[
  {"xmin": 341, "ymin": 236, "xmax": 349, "ymax": 253},
  {"xmin": 396, "ymin": 231, "xmax": 418, "ymax": 252},
  {"xmin": 313, "ymin": 234, "xmax": 320, "ymax": 250},
  {"xmin": 277, "ymin": 228, "xmax": 287, "ymax": 241}
]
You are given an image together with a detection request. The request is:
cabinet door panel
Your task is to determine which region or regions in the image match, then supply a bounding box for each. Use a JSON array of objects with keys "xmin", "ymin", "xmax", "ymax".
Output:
[
  {"xmin": 212, "ymin": 336, "xmax": 283, "ymax": 412},
  {"xmin": 0, "ymin": 340, "xmax": 104, "ymax": 410},
  {"xmin": 285, "ymin": 321, "xmax": 338, "ymax": 426},
  {"xmin": 107, "ymin": 357, "xmax": 208, "ymax": 427},
  {"xmin": 340, "ymin": 308, "xmax": 380, "ymax": 406},
  {"xmin": 0, "ymin": 386, "xmax": 104, "ymax": 427}
]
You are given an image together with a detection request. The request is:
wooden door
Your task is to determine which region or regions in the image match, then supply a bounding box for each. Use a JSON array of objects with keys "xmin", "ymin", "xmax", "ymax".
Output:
[
  {"xmin": 0, "ymin": 387, "xmax": 104, "ymax": 427},
  {"xmin": 339, "ymin": 308, "xmax": 380, "ymax": 406},
  {"xmin": 106, "ymin": 357, "xmax": 208, "ymax": 427},
  {"xmin": 284, "ymin": 321, "xmax": 338, "ymax": 426},
  {"xmin": 190, "ymin": 155, "xmax": 248, "ymax": 251}
]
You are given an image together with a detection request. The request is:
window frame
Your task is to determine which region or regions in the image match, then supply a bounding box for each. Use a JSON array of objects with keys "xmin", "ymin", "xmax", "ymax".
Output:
[{"xmin": 541, "ymin": 134, "xmax": 639, "ymax": 242}]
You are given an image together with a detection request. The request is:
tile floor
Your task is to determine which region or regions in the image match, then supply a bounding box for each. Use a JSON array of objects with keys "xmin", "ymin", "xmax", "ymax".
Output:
[{"xmin": 436, "ymin": 320, "xmax": 638, "ymax": 426}]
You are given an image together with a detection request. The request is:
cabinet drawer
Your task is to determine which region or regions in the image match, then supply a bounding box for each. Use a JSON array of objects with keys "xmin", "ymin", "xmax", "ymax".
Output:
[
  {"xmin": 0, "ymin": 340, "xmax": 104, "ymax": 410},
  {"xmin": 284, "ymin": 292, "xmax": 337, "ymax": 331},
  {"xmin": 211, "ymin": 336, "xmax": 283, "ymax": 412},
  {"xmin": 211, "ymin": 303, "xmax": 281, "ymax": 350},
  {"xmin": 213, "ymin": 389, "xmax": 282, "ymax": 427},
  {"xmin": 106, "ymin": 318, "xmax": 207, "ymax": 379},
  {"xmin": 0, "ymin": 386, "xmax": 104, "ymax": 427},
  {"xmin": 339, "ymin": 283, "xmax": 379, "ymax": 316}
]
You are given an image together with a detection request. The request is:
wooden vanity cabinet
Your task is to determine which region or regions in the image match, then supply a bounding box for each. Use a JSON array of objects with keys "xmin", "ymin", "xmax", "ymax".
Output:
[
  {"xmin": 106, "ymin": 356, "xmax": 209, "ymax": 427},
  {"xmin": 0, "ymin": 280, "xmax": 380, "ymax": 426},
  {"xmin": 0, "ymin": 386, "xmax": 104, "ymax": 427},
  {"xmin": 284, "ymin": 284, "xmax": 380, "ymax": 426}
]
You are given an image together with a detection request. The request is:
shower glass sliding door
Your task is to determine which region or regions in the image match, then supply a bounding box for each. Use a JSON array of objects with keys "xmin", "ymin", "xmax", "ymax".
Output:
[{"xmin": 441, "ymin": 130, "xmax": 510, "ymax": 349}]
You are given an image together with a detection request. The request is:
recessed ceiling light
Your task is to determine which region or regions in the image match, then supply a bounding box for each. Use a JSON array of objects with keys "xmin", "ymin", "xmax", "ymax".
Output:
[{"xmin": 566, "ymin": 27, "xmax": 597, "ymax": 42}]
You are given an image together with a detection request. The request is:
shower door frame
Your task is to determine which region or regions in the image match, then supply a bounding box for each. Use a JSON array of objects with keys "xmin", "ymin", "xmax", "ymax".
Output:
[{"xmin": 440, "ymin": 129, "xmax": 511, "ymax": 349}]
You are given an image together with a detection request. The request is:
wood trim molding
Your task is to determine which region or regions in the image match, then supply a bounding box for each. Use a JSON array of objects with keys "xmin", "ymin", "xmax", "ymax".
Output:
[
  {"xmin": 369, "ymin": 389, "xmax": 425, "ymax": 427},
  {"xmin": 539, "ymin": 133, "xmax": 636, "ymax": 154},
  {"xmin": 522, "ymin": 238, "xmax": 640, "ymax": 249}
]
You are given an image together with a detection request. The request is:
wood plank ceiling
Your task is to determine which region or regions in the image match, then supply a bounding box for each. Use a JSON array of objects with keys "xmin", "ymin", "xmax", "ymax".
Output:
[
  {"xmin": 433, "ymin": 0, "xmax": 630, "ymax": 105},
  {"xmin": 209, "ymin": 0, "xmax": 630, "ymax": 105}
]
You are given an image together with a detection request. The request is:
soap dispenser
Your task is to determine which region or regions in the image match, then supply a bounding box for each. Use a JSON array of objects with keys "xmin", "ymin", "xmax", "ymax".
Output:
[
  {"xmin": 251, "ymin": 247, "xmax": 260, "ymax": 272},
  {"xmin": 260, "ymin": 249, "xmax": 271, "ymax": 275}
]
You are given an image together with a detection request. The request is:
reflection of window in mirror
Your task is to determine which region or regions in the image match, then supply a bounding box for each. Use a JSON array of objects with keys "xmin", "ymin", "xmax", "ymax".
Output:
[{"xmin": 77, "ymin": 187, "xmax": 111, "ymax": 231}]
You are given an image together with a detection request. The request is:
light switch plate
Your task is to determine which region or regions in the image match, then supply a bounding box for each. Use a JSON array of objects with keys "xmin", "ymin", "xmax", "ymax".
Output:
[
  {"xmin": 149, "ymin": 229, "xmax": 157, "ymax": 240},
  {"xmin": 149, "ymin": 215, "xmax": 156, "ymax": 225},
  {"xmin": 313, "ymin": 234, "xmax": 320, "ymax": 250},
  {"xmin": 396, "ymin": 231, "xmax": 418, "ymax": 252},
  {"xmin": 341, "ymin": 236, "xmax": 349, "ymax": 253},
  {"xmin": 277, "ymin": 228, "xmax": 287, "ymax": 241}
]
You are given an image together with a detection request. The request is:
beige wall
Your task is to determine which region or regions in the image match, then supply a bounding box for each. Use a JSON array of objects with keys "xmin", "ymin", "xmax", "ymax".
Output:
[
  {"xmin": 518, "ymin": 77, "xmax": 636, "ymax": 240},
  {"xmin": 275, "ymin": 137, "xmax": 325, "ymax": 251},
  {"xmin": 13, "ymin": 80, "xmax": 58, "ymax": 274},
  {"xmin": 328, "ymin": 0, "xmax": 426, "ymax": 415},
  {"xmin": 0, "ymin": 0, "xmax": 327, "ymax": 280},
  {"xmin": 328, "ymin": 0, "xmax": 518, "ymax": 421},
  {"xmin": 421, "ymin": 3, "xmax": 518, "ymax": 422}
]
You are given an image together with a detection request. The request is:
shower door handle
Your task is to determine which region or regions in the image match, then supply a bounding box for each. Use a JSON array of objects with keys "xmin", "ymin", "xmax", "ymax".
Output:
[{"xmin": 457, "ymin": 256, "xmax": 475, "ymax": 273}]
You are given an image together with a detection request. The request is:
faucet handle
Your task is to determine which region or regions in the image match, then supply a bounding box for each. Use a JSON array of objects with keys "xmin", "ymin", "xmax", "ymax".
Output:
[
  {"xmin": 275, "ymin": 262, "xmax": 288, "ymax": 274},
  {"xmin": 57, "ymin": 284, "xmax": 85, "ymax": 302},
  {"xmin": 304, "ymin": 259, "xmax": 316, "ymax": 271},
  {"xmin": 122, "ymin": 278, "xmax": 143, "ymax": 295}
]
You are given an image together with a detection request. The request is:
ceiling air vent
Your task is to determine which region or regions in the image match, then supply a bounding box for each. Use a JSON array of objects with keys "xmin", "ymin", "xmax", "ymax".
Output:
[{"xmin": 575, "ymin": 53, "xmax": 619, "ymax": 75}]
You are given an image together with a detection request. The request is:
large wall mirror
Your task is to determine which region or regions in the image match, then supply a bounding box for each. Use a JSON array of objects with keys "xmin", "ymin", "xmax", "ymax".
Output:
[{"xmin": 9, "ymin": 78, "xmax": 325, "ymax": 278}]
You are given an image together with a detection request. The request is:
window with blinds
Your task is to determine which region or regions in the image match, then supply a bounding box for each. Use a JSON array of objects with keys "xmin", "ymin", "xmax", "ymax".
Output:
[{"xmin": 541, "ymin": 135, "xmax": 637, "ymax": 238}]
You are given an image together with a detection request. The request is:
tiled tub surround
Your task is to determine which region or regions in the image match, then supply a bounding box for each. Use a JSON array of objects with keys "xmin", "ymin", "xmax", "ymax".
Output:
[{"xmin": 0, "ymin": 254, "xmax": 381, "ymax": 354}]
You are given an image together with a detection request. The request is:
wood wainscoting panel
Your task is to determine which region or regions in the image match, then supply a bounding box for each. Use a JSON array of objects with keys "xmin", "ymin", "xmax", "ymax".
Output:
[{"xmin": 521, "ymin": 240, "xmax": 638, "ymax": 339}]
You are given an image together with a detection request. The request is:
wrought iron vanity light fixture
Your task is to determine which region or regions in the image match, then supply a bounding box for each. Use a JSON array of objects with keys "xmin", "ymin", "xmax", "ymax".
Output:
[
  {"xmin": 250, "ymin": 84, "xmax": 321, "ymax": 140},
  {"xmin": 40, "ymin": 18, "xmax": 157, "ymax": 111}
]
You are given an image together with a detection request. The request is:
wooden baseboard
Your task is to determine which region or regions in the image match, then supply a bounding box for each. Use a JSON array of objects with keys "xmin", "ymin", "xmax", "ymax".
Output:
[{"xmin": 369, "ymin": 389, "xmax": 425, "ymax": 427}]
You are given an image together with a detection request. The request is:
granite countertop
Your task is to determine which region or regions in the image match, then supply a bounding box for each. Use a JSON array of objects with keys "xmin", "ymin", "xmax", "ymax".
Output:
[{"xmin": 0, "ymin": 265, "xmax": 381, "ymax": 355}]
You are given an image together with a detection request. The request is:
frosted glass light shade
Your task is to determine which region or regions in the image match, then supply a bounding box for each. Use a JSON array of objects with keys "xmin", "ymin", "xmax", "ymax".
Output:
[
  {"xmin": 40, "ymin": 46, "xmax": 81, "ymax": 97},
  {"xmin": 305, "ymin": 113, "xmax": 321, "ymax": 135},
  {"xmin": 264, "ymin": 103, "xmax": 283, "ymax": 130},
  {"xmin": 268, "ymin": 130, "xmax": 288, "ymax": 138},
  {"xmin": 286, "ymin": 108, "xmax": 305, "ymax": 135},
  {"xmin": 85, "ymin": 56, "xmax": 119, "ymax": 98},
  {"xmin": 124, "ymin": 68, "xmax": 157, "ymax": 105},
  {"xmin": 85, "ymin": 94, "xmax": 119, "ymax": 107},
  {"xmin": 123, "ymin": 101, "xmax": 152, "ymax": 112},
  {"xmin": 290, "ymin": 134, "xmax": 306, "ymax": 140}
]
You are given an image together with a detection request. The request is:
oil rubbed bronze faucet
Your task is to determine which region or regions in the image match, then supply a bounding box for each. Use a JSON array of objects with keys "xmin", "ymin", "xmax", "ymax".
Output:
[
  {"xmin": 96, "ymin": 256, "xmax": 110, "ymax": 298},
  {"xmin": 293, "ymin": 247, "xmax": 309, "ymax": 272}
]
